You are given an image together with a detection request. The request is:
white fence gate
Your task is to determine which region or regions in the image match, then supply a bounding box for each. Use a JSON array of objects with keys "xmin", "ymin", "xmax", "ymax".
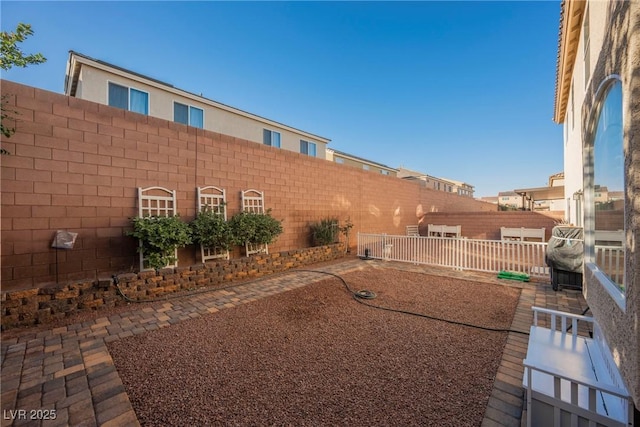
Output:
[{"xmin": 357, "ymin": 233, "xmax": 549, "ymax": 278}]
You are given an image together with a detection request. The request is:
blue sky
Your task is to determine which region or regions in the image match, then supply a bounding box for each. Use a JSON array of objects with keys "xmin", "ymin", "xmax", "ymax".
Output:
[{"xmin": 1, "ymin": 1, "xmax": 563, "ymax": 197}]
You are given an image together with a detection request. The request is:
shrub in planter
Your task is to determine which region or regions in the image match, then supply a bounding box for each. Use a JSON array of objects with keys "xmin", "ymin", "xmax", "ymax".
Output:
[
  {"xmin": 126, "ymin": 215, "xmax": 192, "ymax": 270},
  {"xmin": 229, "ymin": 210, "xmax": 283, "ymax": 247},
  {"xmin": 190, "ymin": 208, "xmax": 233, "ymax": 252},
  {"xmin": 310, "ymin": 218, "xmax": 339, "ymax": 246}
]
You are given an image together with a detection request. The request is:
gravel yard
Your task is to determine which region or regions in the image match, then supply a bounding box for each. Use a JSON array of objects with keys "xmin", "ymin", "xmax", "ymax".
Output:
[{"xmin": 107, "ymin": 268, "xmax": 520, "ymax": 426}]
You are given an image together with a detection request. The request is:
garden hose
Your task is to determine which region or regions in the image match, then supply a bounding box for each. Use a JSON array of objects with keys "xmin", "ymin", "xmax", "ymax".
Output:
[
  {"xmin": 294, "ymin": 269, "xmax": 530, "ymax": 336},
  {"xmin": 112, "ymin": 268, "xmax": 530, "ymax": 336}
]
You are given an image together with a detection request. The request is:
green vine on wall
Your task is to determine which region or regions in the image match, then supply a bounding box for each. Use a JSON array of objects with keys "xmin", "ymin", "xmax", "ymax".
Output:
[
  {"xmin": 190, "ymin": 207, "xmax": 234, "ymax": 251},
  {"xmin": 228, "ymin": 210, "xmax": 283, "ymax": 247},
  {"xmin": 126, "ymin": 215, "xmax": 192, "ymax": 270}
]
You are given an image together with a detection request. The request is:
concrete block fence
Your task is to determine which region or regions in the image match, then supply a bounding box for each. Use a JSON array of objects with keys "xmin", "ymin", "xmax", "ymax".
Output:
[
  {"xmin": 0, "ymin": 80, "xmax": 496, "ymax": 291},
  {"xmin": 1, "ymin": 243, "xmax": 345, "ymax": 329}
]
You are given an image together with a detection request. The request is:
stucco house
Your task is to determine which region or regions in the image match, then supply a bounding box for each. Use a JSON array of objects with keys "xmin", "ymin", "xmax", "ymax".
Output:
[
  {"xmin": 64, "ymin": 51, "xmax": 330, "ymax": 158},
  {"xmin": 397, "ymin": 167, "xmax": 475, "ymax": 197},
  {"xmin": 553, "ymin": 0, "xmax": 639, "ymax": 418},
  {"xmin": 325, "ymin": 148, "xmax": 398, "ymax": 176},
  {"xmin": 514, "ymin": 172, "xmax": 566, "ymax": 212}
]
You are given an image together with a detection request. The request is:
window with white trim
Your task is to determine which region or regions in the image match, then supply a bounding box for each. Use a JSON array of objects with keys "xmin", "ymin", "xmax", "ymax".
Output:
[
  {"xmin": 335, "ymin": 157, "xmax": 344, "ymax": 164},
  {"xmin": 174, "ymin": 102, "xmax": 204, "ymax": 128},
  {"xmin": 108, "ymin": 82, "xmax": 148, "ymax": 115},
  {"xmin": 363, "ymin": 164, "xmax": 370, "ymax": 171},
  {"xmin": 263, "ymin": 129, "xmax": 281, "ymax": 148},
  {"xmin": 380, "ymin": 170, "xmax": 389, "ymax": 176},
  {"xmin": 300, "ymin": 140, "xmax": 316, "ymax": 157}
]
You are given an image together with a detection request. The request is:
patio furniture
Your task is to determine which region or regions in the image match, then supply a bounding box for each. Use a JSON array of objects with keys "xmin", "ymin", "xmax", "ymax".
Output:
[
  {"xmin": 523, "ymin": 307, "xmax": 633, "ymax": 427},
  {"xmin": 427, "ymin": 224, "xmax": 461, "ymax": 238},
  {"xmin": 406, "ymin": 225, "xmax": 420, "ymax": 236},
  {"xmin": 501, "ymin": 227, "xmax": 545, "ymax": 242}
]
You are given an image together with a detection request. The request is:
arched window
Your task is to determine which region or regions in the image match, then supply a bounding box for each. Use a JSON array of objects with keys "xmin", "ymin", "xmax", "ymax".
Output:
[{"xmin": 584, "ymin": 78, "xmax": 625, "ymax": 297}]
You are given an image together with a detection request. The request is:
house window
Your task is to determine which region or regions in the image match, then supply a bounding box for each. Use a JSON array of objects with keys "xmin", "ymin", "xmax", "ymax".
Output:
[
  {"xmin": 585, "ymin": 78, "xmax": 624, "ymax": 298},
  {"xmin": 380, "ymin": 170, "xmax": 389, "ymax": 176},
  {"xmin": 335, "ymin": 157, "xmax": 344, "ymax": 164},
  {"xmin": 363, "ymin": 164, "xmax": 370, "ymax": 171},
  {"xmin": 108, "ymin": 82, "xmax": 148, "ymax": 115},
  {"xmin": 174, "ymin": 102, "xmax": 204, "ymax": 128},
  {"xmin": 300, "ymin": 140, "xmax": 316, "ymax": 157},
  {"xmin": 263, "ymin": 129, "xmax": 281, "ymax": 148}
]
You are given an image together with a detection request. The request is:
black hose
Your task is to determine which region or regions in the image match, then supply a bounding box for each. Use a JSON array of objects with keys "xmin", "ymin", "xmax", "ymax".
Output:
[{"xmin": 295, "ymin": 269, "xmax": 530, "ymax": 336}]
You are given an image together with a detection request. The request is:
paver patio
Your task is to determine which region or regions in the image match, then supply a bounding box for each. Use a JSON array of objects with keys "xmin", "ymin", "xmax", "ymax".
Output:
[{"xmin": 1, "ymin": 258, "xmax": 587, "ymax": 427}]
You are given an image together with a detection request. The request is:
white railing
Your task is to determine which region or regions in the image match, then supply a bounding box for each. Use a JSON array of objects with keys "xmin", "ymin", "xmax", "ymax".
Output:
[
  {"xmin": 357, "ymin": 233, "xmax": 549, "ymax": 278},
  {"xmin": 594, "ymin": 245, "xmax": 624, "ymax": 285}
]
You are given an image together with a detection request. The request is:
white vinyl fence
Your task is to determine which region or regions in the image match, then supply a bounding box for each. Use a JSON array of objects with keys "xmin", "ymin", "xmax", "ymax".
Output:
[{"xmin": 357, "ymin": 233, "xmax": 549, "ymax": 278}]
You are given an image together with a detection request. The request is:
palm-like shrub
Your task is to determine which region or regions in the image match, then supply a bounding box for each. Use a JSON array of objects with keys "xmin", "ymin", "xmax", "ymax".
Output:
[{"xmin": 310, "ymin": 218, "xmax": 339, "ymax": 246}]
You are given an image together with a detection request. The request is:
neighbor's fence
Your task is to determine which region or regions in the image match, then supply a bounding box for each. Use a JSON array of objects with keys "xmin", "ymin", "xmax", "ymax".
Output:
[{"xmin": 357, "ymin": 233, "xmax": 549, "ymax": 278}]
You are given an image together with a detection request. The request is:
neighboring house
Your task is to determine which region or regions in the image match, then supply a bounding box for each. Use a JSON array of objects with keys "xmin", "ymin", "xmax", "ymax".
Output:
[
  {"xmin": 397, "ymin": 167, "xmax": 475, "ymax": 197},
  {"xmin": 326, "ymin": 149, "xmax": 398, "ymax": 176},
  {"xmin": 497, "ymin": 191, "xmax": 525, "ymax": 210},
  {"xmin": 64, "ymin": 51, "xmax": 330, "ymax": 158},
  {"xmin": 548, "ymin": 171, "xmax": 565, "ymax": 187},
  {"xmin": 513, "ymin": 172, "xmax": 566, "ymax": 212},
  {"xmin": 554, "ymin": 0, "xmax": 639, "ymax": 416}
]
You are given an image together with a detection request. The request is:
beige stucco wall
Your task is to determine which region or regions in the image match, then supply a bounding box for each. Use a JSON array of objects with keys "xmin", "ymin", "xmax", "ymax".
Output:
[
  {"xmin": 573, "ymin": 0, "xmax": 640, "ymax": 408},
  {"xmin": 330, "ymin": 153, "xmax": 397, "ymax": 176},
  {"xmin": 74, "ymin": 64, "xmax": 328, "ymax": 159}
]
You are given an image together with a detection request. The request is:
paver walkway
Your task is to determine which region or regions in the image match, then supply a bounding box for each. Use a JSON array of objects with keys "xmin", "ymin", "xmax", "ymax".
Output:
[{"xmin": 1, "ymin": 258, "xmax": 587, "ymax": 426}]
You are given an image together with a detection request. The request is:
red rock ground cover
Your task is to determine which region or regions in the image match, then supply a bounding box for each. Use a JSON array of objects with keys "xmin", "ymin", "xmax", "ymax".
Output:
[{"xmin": 107, "ymin": 268, "xmax": 521, "ymax": 426}]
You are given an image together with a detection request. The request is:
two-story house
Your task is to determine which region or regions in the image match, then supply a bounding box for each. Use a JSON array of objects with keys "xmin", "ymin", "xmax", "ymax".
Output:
[
  {"xmin": 64, "ymin": 51, "xmax": 330, "ymax": 158},
  {"xmin": 325, "ymin": 149, "xmax": 398, "ymax": 176},
  {"xmin": 397, "ymin": 167, "xmax": 475, "ymax": 198},
  {"xmin": 554, "ymin": 0, "xmax": 639, "ymax": 418}
]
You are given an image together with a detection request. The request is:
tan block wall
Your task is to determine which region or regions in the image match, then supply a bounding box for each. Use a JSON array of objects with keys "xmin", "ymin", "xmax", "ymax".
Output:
[{"xmin": 0, "ymin": 80, "xmax": 496, "ymax": 292}]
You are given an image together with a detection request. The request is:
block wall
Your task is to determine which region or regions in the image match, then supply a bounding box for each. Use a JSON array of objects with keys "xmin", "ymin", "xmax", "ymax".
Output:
[{"xmin": 0, "ymin": 81, "xmax": 496, "ymax": 292}]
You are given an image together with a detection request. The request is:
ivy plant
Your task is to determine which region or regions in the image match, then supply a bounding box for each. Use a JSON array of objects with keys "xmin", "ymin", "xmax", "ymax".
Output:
[
  {"xmin": 126, "ymin": 215, "xmax": 192, "ymax": 270},
  {"xmin": 190, "ymin": 208, "xmax": 234, "ymax": 252},
  {"xmin": 229, "ymin": 210, "xmax": 283, "ymax": 246}
]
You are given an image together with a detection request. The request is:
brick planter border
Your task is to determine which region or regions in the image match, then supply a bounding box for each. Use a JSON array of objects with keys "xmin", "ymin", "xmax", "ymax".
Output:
[{"xmin": 1, "ymin": 243, "xmax": 345, "ymax": 329}]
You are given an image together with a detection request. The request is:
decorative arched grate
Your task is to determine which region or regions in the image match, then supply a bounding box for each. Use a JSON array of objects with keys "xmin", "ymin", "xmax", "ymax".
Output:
[
  {"xmin": 241, "ymin": 189, "xmax": 268, "ymax": 255},
  {"xmin": 137, "ymin": 186, "xmax": 178, "ymax": 270},
  {"xmin": 197, "ymin": 186, "xmax": 229, "ymax": 262}
]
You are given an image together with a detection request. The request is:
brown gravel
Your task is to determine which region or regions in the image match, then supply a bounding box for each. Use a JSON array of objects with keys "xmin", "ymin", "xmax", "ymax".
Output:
[{"xmin": 107, "ymin": 268, "xmax": 520, "ymax": 426}]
